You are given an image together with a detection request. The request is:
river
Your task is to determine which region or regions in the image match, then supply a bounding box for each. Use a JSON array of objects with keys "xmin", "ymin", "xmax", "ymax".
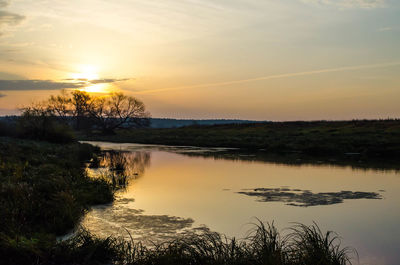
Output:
[{"xmin": 81, "ymin": 141, "xmax": 400, "ymax": 265}]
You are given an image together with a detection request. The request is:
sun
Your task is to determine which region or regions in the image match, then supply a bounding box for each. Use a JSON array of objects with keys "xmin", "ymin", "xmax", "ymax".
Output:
[
  {"xmin": 81, "ymin": 83, "xmax": 113, "ymax": 94},
  {"xmin": 70, "ymin": 64, "xmax": 99, "ymax": 80},
  {"xmin": 69, "ymin": 64, "xmax": 115, "ymax": 94}
]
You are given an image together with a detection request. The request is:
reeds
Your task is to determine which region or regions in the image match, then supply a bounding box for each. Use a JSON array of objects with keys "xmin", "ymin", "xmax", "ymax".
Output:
[{"xmin": 54, "ymin": 221, "xmax": 356, "ymax": 265}]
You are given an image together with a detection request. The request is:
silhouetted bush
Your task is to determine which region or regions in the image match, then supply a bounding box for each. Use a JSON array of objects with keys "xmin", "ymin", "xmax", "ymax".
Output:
[
  {"xmin": 0, "ymin": 120, "xmax": 16, "ymax": 137},
  {"xmin": 16, "ymin": 111, "xmax": 75, "ymax": 143}
]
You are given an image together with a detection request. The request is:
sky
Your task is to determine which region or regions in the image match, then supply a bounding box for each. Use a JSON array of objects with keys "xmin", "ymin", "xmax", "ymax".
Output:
[{"xmin": 0, "ymin": 0, "xmax": 399, "ymax": 120}]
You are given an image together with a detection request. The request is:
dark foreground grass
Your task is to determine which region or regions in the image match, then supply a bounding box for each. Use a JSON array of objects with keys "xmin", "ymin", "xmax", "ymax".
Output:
[
  {"xmin": 42, "ymin": 221, "xmax": 355, "ymax": 265},
  {"xmin": 0, "ymin": 137, "xmax": 114, "ymax": 264},
  {"xmin": 81, "ymin": 119, "xmax": 400, "ymax": 159}
]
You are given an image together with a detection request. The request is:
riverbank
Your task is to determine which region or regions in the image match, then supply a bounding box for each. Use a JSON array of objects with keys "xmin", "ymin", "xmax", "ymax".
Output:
[
  {"xmin": 0, "ymin": 137, "xmax": 116, "ymax": 264},
  {"xmin": 79, "ymin": 119, "xmax": 400, "ymax": 166}
]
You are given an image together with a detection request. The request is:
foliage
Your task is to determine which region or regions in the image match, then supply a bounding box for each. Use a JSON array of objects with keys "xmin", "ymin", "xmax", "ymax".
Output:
[
  {"xmin": 0, "ymin": 137, "xmax": 113, "ymax": 237},
  {"xmin": 17, "ymin": 103, "xmax": 75, "ymax": 143}
]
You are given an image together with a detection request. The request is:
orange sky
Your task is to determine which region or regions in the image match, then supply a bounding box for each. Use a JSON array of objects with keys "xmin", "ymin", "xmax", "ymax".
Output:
[{"xmin": 0, "ymin": 0, "xmax": 399, "ymax": 120}]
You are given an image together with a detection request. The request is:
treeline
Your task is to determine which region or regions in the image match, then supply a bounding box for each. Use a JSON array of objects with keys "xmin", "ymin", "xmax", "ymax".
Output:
[{"xmin": 0, "ymin": 90, "xmax": 150, "ymax": 143}]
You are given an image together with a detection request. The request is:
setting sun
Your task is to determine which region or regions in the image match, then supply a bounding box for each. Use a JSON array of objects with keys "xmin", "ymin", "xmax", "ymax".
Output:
[
  {"xmin": 80, "ymin": 83, "xmax": 113, "ymax": 94},
  {"xmin": 70, "ymin": 65, "xmax": 100, "ymax": 80}
]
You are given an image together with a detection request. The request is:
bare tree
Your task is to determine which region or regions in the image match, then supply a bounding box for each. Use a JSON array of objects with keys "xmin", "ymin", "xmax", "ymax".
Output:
[
  {"xmin": 47, "ymin": 90, "xmax": 72, "ymax": 123},
  {"xmin": 88, "ymin": 92, "xmax": 150, "ymax": 134},
  {"xmin": 71, "ymin": 90, "xmax": 91, "ymax": 130},
  {"xmin": 25, "ymin": 90, "xmax": 150, "ymax": 134}
]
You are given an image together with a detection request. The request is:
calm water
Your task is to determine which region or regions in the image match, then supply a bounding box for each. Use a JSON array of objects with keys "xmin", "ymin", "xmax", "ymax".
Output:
[{"xmin": 82, "ymin": 141, "xmax": 400, "ymax": 265}]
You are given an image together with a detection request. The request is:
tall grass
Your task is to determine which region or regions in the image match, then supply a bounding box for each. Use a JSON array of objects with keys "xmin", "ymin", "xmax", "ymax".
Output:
[
  {"xmin": 287, "ymin": 223, "xmax": 356, "ymax": 265},
  {"xmin": 47, "ymin": 221, "xmax": 356, "ymax": 265}
]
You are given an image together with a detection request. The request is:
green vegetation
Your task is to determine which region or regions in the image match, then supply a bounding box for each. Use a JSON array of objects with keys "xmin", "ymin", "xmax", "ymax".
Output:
[
  {"xmin": 0, "ymin": 113, "xmax": 76, "ymax": 143},
  {"xmin": 0, "ymin": 137, "xmax": 114, "ymax": 264},
  {"xmin": 81, "ymin": 119, "xmax": 400, "ymax": 159}
]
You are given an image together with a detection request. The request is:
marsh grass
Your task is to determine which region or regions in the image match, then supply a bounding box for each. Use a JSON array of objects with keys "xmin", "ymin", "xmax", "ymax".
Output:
[
  {"xmin": 49, "ymin": 221, "xmax": 355, "ymax": 265},
  {"xmin": 0, "ymin": 137, "xmax": 115, "ymax": 264},
  {"xmin": 286, "ymin": 223, "xmax": 356, "ymax": 265}
]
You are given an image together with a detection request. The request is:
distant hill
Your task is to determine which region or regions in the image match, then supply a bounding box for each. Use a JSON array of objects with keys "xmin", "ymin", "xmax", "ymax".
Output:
[
  {"xmin": 0, "ymin": 115, "xmax": 264, "ymax": 128},
  {"xmin": 148, "ymin": 118, "xmax": 264, "ymax": 128}
]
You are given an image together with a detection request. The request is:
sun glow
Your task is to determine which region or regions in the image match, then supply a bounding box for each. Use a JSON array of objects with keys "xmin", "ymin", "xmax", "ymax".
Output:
[
  {"xmin": 69, "ymin": 64, "xmax": 115, "ymax": 94},
  {"xmin": 81, "ymin": 83, "xmax": 112, "ymax": 94},
  {"xmin": 70, "ymin": 64, "xmax": 100, "ymax": 80}
]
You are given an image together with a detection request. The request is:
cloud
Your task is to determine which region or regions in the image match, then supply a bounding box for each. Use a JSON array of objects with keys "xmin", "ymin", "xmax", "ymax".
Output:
[
  {"xmin": 378, "ymin": 26, "xmax": 399, "ymax": 32},
  {"xmin": 0, "ymin": 0, "xmax": 25, "ymax": 35},
  {"xmin": 89, "ymin": 78, "xmax": 131, "ymax": 84},
  {"xmin": 0, "ymin": 0, "xmax": 10, "ymax": 8},
  {"xmin": 0, "ymin": 11, "xmax": 24, "ymax": 26},
  {"xmin": 136, "ymin": 61, "xmax": 400, "ymax": 94},
  {"xmin": 0, "ymin": 80, "xmax": 83, "ymax": 90},
  {"xmin": 0, "ymin": 78, "xmax": 131, "ymax": 91},
  {"xmin": 301, "ymin": 0, "xmax": 385, "ymax": 9}
]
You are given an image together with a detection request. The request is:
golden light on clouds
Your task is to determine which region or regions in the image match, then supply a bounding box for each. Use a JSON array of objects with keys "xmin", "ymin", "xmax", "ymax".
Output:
[
  {"xmin": 69, "ymin": 64, "xmax": 116, "ymax": 94},
  {"xmin": 0, "ymin": 0, "xmax": 399, "ymax": 119}
]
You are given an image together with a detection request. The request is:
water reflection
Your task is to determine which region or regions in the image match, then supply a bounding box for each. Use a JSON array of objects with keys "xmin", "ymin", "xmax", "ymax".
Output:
[
  {"xmin": 89, "ymin": 150, "xmax": 150, "ymax": 188},
  {"xmin": 176, "ymin": 150, "xmax": 400, "ymax": 173},
  {"xmin": 81, "ymin": 142, "xmax": 400, "ymax": 265},
  {"xmin": 85, "ymin": 149, "xmax": 200, "ymax": 243},
  {"xmin": 83, "ymin": 196, "xmax": 195, "ymax": 244},
  {"xmin": 83, "ymin": 141, "xmax": 400, "ymax": 172}
]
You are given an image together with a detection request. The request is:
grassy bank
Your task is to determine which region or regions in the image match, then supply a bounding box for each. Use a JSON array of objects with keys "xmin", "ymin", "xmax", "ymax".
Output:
[
  {"xmin": 81, "ymin": 119, "xmax": 400, "ymax": 159},
  {"xmin": 0, "ymin": 137, "xmax": 114, "ymax": 264}
]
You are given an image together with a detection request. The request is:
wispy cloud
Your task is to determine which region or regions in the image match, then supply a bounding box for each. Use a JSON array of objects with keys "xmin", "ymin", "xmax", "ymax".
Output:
[
  {"xmin": 0, "ymin": 11, "xmax": 24, "ymax": 26},
  {"xmin": 0, "ymin": 80, "xmax": 83, "ymax": 90},
  {"xmin": 64, "ymin": 78, "xmax": 131, "ymax": 84},
  {"xmin": 378, "ymin": 26, "xmax": 399, "ymax": 32},
  {"xmin": 301, "ymin": 0, "xmax": 385, "ymax": 9},
  {"xmin": 0, "ymin": 0, "xmax": 25, "ymax": 35},
  {"xmin": 136, "ymin": 61, "xmax": 400, "ymax": 94},
  {"xmin": 0, "ymin": 78, "xmax": 130, "ymax": 91},
  {"xmin": 0, "ymin": 0, "xmax": 10, "ymax": 8}
]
